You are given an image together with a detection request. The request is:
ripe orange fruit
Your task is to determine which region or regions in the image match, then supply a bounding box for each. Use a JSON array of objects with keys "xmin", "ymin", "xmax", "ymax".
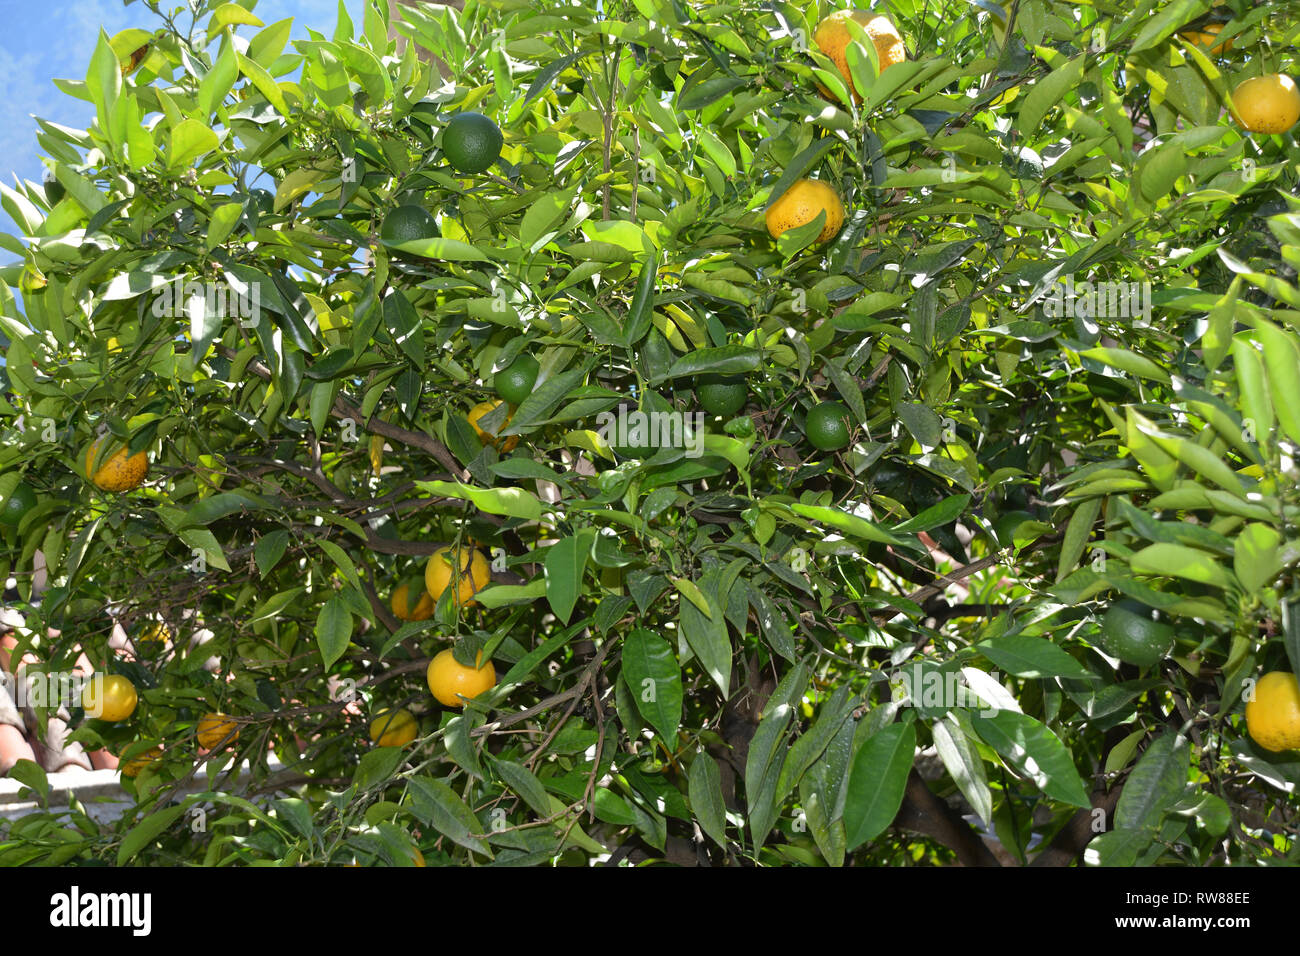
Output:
[
  {"xmin": 120, "ymin": 745, "xmax": 162, "ymax": 778},
  {"xmin": 813, "ymin": 9, "xmax": 907, "ymax": 102},
  {"xmin": 765, "ymin": 179, "xmax": 845, "ymax": 244},
  {"xmin": 1245, "ymin": 672, "xmax": 1300, "ymax": 752},
  {"xmin": 369, "ymin": 708, "xmax": 419, "ymax": 747},
  {"xmin": 197, "ymin": 713, "xmax": 240, "ymax": 749},
  {"xmin": 1231, "ymin": 74, "xmax": 1300, "ymax": 135},
  {"xmin": 426, "ymin": 648, "xmax": 497, "ymax": 708},
  {"xmin": 468, "ymin": 400, "xmax": 520, "ymax": 451},
  {"xmin": 390, "ymin": 581, "xmax": 435, "ymax": 621},
  {"xmin": 84, "ymin": 436, "xmax": 148, "ymax": 492},
  {"xmin": 424, "ymin": 546, "xmax": 491, "ymax": 608},
  {"xmin": 82, "ymin": 675, "xmax": 138, "ymax": 722},
  {"xmin": 1179, "ymin": 22, "xmax": 1233, "ymax": 55},
  {"xmin": 137, "ymin": 621, "xmax": 171, "ymax": 646}
]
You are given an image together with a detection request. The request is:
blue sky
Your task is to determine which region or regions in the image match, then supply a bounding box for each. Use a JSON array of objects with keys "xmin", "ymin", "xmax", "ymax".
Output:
[{"xmin": 0, "ymin": 0, "xmax": 365, "ymax": 189}]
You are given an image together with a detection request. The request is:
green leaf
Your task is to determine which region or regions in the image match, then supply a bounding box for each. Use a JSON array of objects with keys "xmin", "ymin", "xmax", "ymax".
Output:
[
  {"xmin": 184, "ymin": 490, "xmax": 268, "ymax": 527},
  {"xmin": 1234, "ymin": 523, "xmax": 1282, "ymax": 594},
  {"xmin": 197, "ymin": 40, "xmax": 239, "ymax": 118},
  {"xmin": 678, "ymin": 75, "xmax": 747, "ymax": 110},
  {"xmin": 1115, "ymin": 733, "xmax": 1190, "ymax": 831},
  {"xmin": 843, "ymin": 722, "xmax": 916, "ymax": 851},
  {"xmin": 976, "ymin": 635, "xmax": 1094, "ymax": 680},
  {"xmin": 776, "ymin": 684, "xmax": 854, "ymax": 803},
  {"xmin": 687, "ymin": 753, "xmax": 728, "ymax": 848},
  {"xmin": 177, "ymin": 527, "xmax": 231, "ymax": 572},
  {"xmin": 318, "ymin": 539, "xmax": 364, "ymax": 595},
  {"xmin": 165, "ymin": 118, "xmax": 219, "ymax": 171},
  {"xmin": 209, "ymin": 2, "xmax": 264, "ymax": 31},
  {"xmin": 931, "ymin": 715, "xmax": 992, "ymax": 827},
  {"xmin": 492, "ymin": 758, "xmax": 553, "ymax": 817},
  {"xmin": 1018, "ymin": 54, "xmax": 1086, "ymax": 135},
  {"xmin": 117, "ymin": 805, "xmax": 187, "ymax": 865},
  {"xmin": 443, "ymin": 712, "xmax": 484, "ymax": 779},
  {"xmin": 1129, "ymin": 543, "xmax": 1235, "ymax": 590},
  {"xmin": 1056, "ymin": 497, "xmax": 1101, "ymax": 583},
  {"xmin": 418, "ymin": 479, "xmax": 543, "ymax": 520},
  {"xmin": 1079, "ymin": 346, "xmax": 1171, "ymax": 384},
  {"xmin": 314, "ymin": 595, "xmax": 352, "ymax": 670},
  {"xmin": 519, "ymin": 188, "xmax": 575, "ymax": 250},
  {"xmin": 671, "ymin": 576, "xmax": 713, "ymax": 619},
  {"xmin": 5, "ymin": 759, "xmax": 48, "ymax": 804},
  {"xmin": 622, "ymin": 255, "xmax": 657, "ymax": 347},
  {"xmin": 255, "ymin": 529, "xmax": 289, "ymax": 576},
  {"xmin": 790, "ymin": 503, "xmax": 909, "ymax": 548},
  {"xmin": 896, "ymin": 402, "xmax": 944, "ymax": 449},
  {"xmin": 235, "ymin": 50, "xmax": 288, "ymax": 115},
  {"xmin": 678, "ymin": 574, "xmax": 731, "ymax": 695},
  {"xmin": 969, "ymin": 710, "xmax": 1090, "ymax": 807},
  {"xmin": 205, "ymin": 201, "xmax": 243, "ymax": 251},
  {"xmin": 1232, "ymin": 338, "xmax": 1274, "ymax": 447},
  {"xmin": 354, "ymin": 746, "xmax": 403, "ymax": 790},
  {"xmin": 622, "ymin": 627, "xmax": 682, "ymax": 743},
  {"xmin": 475, "ymin": 579, "xmax": 547, "ymax": 609},
  {"xmin": 386, "ymin": 237, "xmax": 490, "ymax": 261},
  {"xmin": 893, "ymin": 495, "xmax": 970, "ymax": 534},
  {"xmin": 1253, "ymin": 319, "xmax": 1300, "ymax": 447},
  {"xmin": 543, "ymin": 531, "xmax": 594, "ymax": 625},
  {"xmin": 657, "ymin": 345, "xmax": 761, "ymax": 382},
  {"xmin": 407, "ymin": 776, "xmax": 491, "ymax": 857}
]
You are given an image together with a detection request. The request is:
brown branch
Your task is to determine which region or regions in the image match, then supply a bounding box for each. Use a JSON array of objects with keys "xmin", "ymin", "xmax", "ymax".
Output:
[
  {"xmin": 1028, "ymin": 785, "xmax": 1122, "ymax": 867},
  {"xmin": 214, "ymin": 344, "xmax": 469, "ymax": 480},
  {"xmin": 892, "ymin": 770, "xmax": 1002, "ymax": 866}
]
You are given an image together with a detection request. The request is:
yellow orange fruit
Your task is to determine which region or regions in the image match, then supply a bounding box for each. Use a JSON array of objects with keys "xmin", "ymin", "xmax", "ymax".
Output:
[
  {"xmin": 813, "ymin": 9, "xmax": 907, "ymax": 102},
  {"xmin": 82, "ymin": 675, "xmax": 138, "ymax": 722},
  {"xmin": 84, "ymin": 436, "xmax": 149, "ymax": 492},
  {"xmin": 468, "ymin": 400, "xmax": 519, "ymax": 451},
  {"xmin": 426, "ymin": 648, "xmax": 497, "ymax": 708},
  {"xmin": 424, "ymin": 546, "xmax": 491, "ymax": 609},
  {"xmin": 1179, "ymin": 23, "xmax": 1233, "ymax": 55},
  {"xmin": 1231, "ymin": 74, "xmax": 1300, "ymax": 135},
  {"xmin": 765, "ymin": 179, "xmax": 845, "ymax": 244},
  {"xmin": 196, "ymin": 712, "xmax": 240, "ymax": 749},
  {"xmin": 120, "ymin": 746, "xmax": 162, "ymax": 778},
  {"xmin": 369, "ymin": 708, "xmax": 419, "ymax": 747},
  {"xmin": 138, "ymin": 621, "xmax": 171, "ymax": 646},
  {"xmin": 390, "ymin": 581, "xmax": 435, "ymax": 621},
  {"xmin": 1245, "ymin": 672, "xmax": 1300, "ymax": 753}
]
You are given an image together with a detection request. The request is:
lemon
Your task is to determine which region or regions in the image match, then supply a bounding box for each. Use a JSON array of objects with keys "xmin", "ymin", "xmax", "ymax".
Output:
[
  {"xmin": 426, "ymin": 648, "xmax": 496, "ymax": 708},
  {"xmin": 765, "ymin": 179, "xmax": 845, "ymax": 244},
  {"xmin": 1246, "ymin": 672, "xmax": 1300, "ymax": 753},
  {"xmin": 1231, "ymin": 74, "xmax": 1300, "ymax": 135}
]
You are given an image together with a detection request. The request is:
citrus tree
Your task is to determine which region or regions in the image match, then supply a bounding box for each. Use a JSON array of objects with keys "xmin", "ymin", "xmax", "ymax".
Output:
[{"xmin": 3, "ymin": 0, "xmax": 1300, "ymax": 866}]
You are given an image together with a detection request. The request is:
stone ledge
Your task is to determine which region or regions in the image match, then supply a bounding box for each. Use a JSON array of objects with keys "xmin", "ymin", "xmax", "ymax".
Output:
[{"xmin": 0, "ymin": 757, "xmax": 286, "ymax": 824}]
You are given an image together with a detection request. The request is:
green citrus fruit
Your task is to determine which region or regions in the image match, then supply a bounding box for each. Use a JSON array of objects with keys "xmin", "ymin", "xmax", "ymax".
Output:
[
  {"xmin": 380, "ymin": 205, "xmax": 438, "ymax": 244},
  {"xmin": 1099, "ymin": 600, "xmax": 1175, "ymax": 667},
  {"xmin": 494, "ymin": 354, "xmax": 540, "ymax": 406},
  {"xmin": 0, "ymin": 481, "xmax": 36, "ymax": 528},
  {"xmin": 805, "ymin": 402, "xmax": 852, "ymax": 451},
  {"xmin": 697, "ymin": 376, "xmax": 747, "ymax": 417},
  {"xmin": 442, "ymin": 112, "xmax": 503, "ymax": 175}
]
